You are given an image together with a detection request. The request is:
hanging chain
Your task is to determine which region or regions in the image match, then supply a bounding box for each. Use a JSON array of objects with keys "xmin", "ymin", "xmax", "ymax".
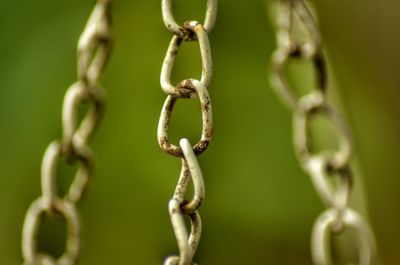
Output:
[
  {"xmin": 159, "ymin": 1, "xmax": 217, "ymax": 264},
  {"xmin": 21, "ymin": 1, "xmax": 113, "ymax": 264},
  {"xmin": 270, "ymin": 1, "xmax": 377, "ymax": 264}
]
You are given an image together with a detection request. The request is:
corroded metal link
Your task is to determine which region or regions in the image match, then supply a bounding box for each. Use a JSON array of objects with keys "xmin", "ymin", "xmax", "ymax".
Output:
[
  {"xmin": 269, "ymin": 1, "xmax": 377, "ymax": 264},
  {"xmin": 158, "ymin": 80, "xmax": 213, "ymax": 157},
  {"xmin": 21, "ymin": 1, "xmax": 113, "ymax": 264},
  {"xmin": 163, "ymin": 139, "xmax": 204, "ymax": 265},
  {"xmin": 161, "ymin": 21, "xmax": 213, "ymax": 98},
  {"xmin": 160, "ymin": 1, "xmax": 216, "ymax": 263},
  {"xmin": 311, "ymin": 208, "xmax": 377, "ymax": 265},
  {"xmin": 162, "ymin": 0, "xmax": 218, "ymax": 37},
  {"xmin": 165, "ymin": 198, "xmax": 202, "ymax": 265},
  {"xmin": 175, "ymin": 139, "xmax": 205, "ymax": 214}
]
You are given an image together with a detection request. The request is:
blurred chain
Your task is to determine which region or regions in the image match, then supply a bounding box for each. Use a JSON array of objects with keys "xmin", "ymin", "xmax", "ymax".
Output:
[
  {"xmin": 21, "ymin": 1, "xmax": 113, "ymax": 264},
  {"xmin": 269, "ymin": 1, "xmax": 377, "ymax": 264},
  {"xmin": 159, "ymin": 1, "xmax": 217, "ymax": 264}
]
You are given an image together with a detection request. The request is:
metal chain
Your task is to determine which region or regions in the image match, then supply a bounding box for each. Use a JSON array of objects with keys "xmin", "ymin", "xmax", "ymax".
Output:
[
  {"xmin": 269, "ymin": 1, "xmax": 377, "ymax": 264},
  {"xmin": 21, "ymin": 1, "xmax": 113, "ymax": 264},
  {"xmin": 159, "ymin": 1, "xmax": 217, "ymax": 264}
]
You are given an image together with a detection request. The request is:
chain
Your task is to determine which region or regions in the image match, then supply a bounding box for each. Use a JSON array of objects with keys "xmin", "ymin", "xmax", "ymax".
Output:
[
  {"xmin": 270, "ymin": 1, "xmax": 377, "ymax": 264},
  {"xmin": 21, "ymin": 1, "xmax": 113, "ymax": 264},
  {"xmin": 159, "ymin": 1, "xmax": 217, "ymax": 264}
]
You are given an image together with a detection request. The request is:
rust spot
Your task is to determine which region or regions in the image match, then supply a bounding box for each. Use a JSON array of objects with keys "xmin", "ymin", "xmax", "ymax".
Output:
[
  {"xmin": 159, "ymin": 136, "xmax": 183, "ymax": 157},
  {"xmin": 181, "ymin": 22, "xmax": 198, "ymax": 41},
  {"xmin": 204, "ymin": 127, "xmax": 213, "ymax": 138},
  {"xmin": 201, "ymin": 98, "xmax": 211, "ymax": 112},
  {"xmin": 166, "ymin": 97, "xmax": 176, "ymax": 112},
  {"xmin": 176, "ymin": 37, "xmax": 183, "ymax": 47},
  {"xmin": 194, "ymin": 140, "xmax": 210, "ymax": 155},
  {"xmin": 159, "ymin": 136, "xmax": 170, "ymax": 150},
  {"xmin": 177, "ymin": 79, "xmax": 196, "ymax": 98}
]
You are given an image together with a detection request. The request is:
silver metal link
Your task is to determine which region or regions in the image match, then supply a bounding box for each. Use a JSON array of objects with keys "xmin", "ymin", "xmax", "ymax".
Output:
[
  {"xmin": 21, "ymin": 1, "xmax": 113, "ymax": 264},
  {"xmin": 159, "ymin": 2, "xmax": 217, "ymax": 263},
  {"xmin": 269, "ymin": 1, "xmax": 377, "ymax": 264}
]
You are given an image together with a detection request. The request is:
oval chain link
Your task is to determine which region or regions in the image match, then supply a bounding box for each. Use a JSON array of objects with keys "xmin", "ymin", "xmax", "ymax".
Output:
[
  {"xmin": 158, "ymin": 79, "xmax": 213, "ymax": 157},
  {"xmin": 159, "ymin": 1, "xmax": 217, "ymax": 264},
  {"xmin": 269, "ymin": 1, "xmax": 377, "ymax": 264},
  {"xmin": 270, "ymin": 0, "xmax": 326, "ymax": 111},
  {"xmin": 21, "ymin": 1, "xmax": 113, "ymax": 264},
  {"xmin": 160, "ymin": 22, "xmax": 213, "ymax": 98},
  {"xmin": 162, "ymin": 0, "xmax": 218, "ymax": 37}
]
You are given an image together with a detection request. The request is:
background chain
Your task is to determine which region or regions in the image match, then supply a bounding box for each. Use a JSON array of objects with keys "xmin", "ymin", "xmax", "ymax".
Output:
[
  {"xmin": 21, "ymin": 1, "xmax": 113, "ymax": 264},
  {"xmin": 269, "ymin": 0, "xmax": 377, "ymax": 264}
]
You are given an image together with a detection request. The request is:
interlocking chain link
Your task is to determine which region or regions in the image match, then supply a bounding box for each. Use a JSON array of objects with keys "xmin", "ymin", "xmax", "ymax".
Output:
[
  {"xmin": 21, "ymin": 1, "xmax": 113, "ymax": 264},
  {"xmin": 159, "ymin": 1, "xmax": 217, "ymax": 264},
  {"xmin": 269, "ymin": 1, "xmax": 377, "ymax": 264}
]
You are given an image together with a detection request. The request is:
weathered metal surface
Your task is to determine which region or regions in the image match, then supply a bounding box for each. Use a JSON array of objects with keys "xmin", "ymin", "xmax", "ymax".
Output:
[{"xmin": 159, "ymin": 1, "xmax": 218, "ymax": 264}]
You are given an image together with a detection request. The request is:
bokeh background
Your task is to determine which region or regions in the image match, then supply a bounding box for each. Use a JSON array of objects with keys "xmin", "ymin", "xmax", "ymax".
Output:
[{"xmin": 0, "ymin": 0, "xmax": 399, "ymax": 264}]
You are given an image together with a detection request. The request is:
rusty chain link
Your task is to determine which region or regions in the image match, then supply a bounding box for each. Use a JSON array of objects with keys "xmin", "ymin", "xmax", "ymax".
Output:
[
  {"xmin": 269, "ymin": 1, "xmax": 377, "ymax": 264},
  {"xmin": 159, "ymin": 1, "xmax": 217, "ymax": 264},
  {"xmin": 21, "ymin": 1, "xmax": 113, "ymax": 264}
]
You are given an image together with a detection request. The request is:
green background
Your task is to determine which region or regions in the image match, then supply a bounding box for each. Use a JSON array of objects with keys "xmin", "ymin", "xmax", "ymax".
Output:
[{"xmin": 0, "ymin": 0, "xmax": 399, "ymax": 264}]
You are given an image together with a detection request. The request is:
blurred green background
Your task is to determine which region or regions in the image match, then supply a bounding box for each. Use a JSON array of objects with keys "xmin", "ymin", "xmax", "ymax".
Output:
[{"xmin": 0, "ymin": 0, "xmax": 399, "ymax": 264}]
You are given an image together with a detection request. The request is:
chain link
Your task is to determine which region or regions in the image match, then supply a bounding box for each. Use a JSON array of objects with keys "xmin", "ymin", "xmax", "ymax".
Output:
[
  {"xmin": 21, "ymin": 1, "xmax": 113, "ymax": 264},
  {"xmin": 162, "ymin": 0, "xmax": 217, "ymax": 38},
  {"xmin": 270, "ymin": 1, "xmax": 377, "ymax": 264},
  {"xmin": 159, "ymin": 1, "xmax": 217, "ymax": 264}
]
